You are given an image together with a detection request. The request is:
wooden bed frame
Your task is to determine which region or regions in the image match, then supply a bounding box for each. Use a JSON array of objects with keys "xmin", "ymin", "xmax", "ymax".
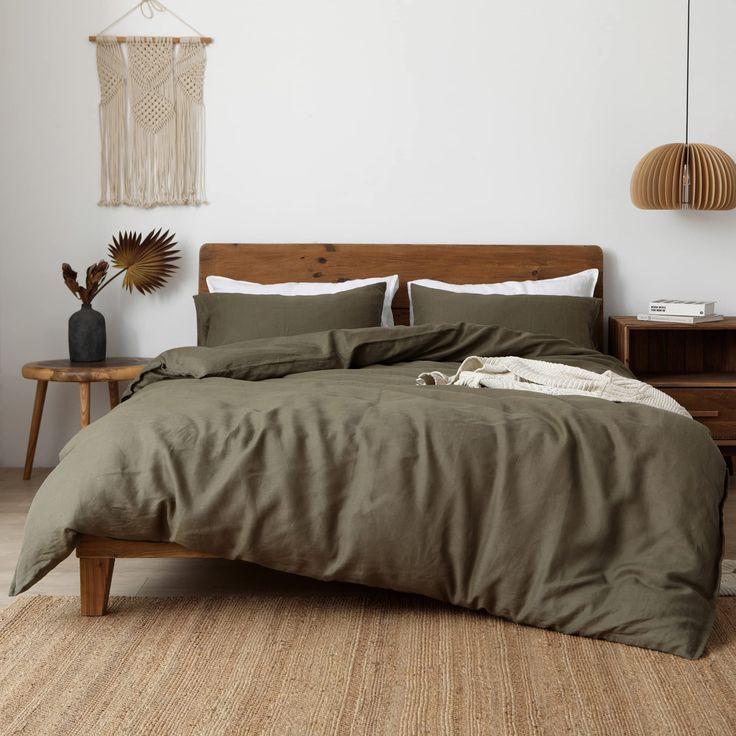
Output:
[{"xmin": 76, "ymin": 243, "xmax": 603, "ymax": 615}]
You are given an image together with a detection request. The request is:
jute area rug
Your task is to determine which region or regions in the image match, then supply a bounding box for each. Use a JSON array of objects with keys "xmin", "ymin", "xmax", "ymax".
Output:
[{"xmin": 1, "ymin": 594, "xmax": 736, "ymax": 736}]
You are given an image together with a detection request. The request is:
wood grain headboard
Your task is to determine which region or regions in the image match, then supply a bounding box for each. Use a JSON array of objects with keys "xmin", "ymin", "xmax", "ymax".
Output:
[{"xmin": 199, "ymin": 243, "xmax": 604, "ymax": 347}]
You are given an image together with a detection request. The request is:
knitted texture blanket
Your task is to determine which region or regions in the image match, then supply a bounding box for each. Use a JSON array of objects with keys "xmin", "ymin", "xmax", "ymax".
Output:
[{"xmin": 417, "ymin": 356, "xmax": 691, "ymax": 417}]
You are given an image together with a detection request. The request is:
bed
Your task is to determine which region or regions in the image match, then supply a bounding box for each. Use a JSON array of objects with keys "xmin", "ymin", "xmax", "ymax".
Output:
[{"xmin": 11, "ymin": 244, "xmax": 727, "ymax": 658}]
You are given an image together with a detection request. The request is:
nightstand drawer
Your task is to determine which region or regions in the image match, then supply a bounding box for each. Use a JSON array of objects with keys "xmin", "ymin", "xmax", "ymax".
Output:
[{"xmin": 662, "ymin": 388, "xmax": 736, "ymax": 439}]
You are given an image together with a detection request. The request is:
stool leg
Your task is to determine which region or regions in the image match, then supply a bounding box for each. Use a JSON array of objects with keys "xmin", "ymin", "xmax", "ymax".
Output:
[
  {"xmin": 108, "ymin": 381, "xmax": 120, "ymax": 409},
  {"xmin": 23, "ymin": 380, "xmax": 48, "ymax": 480},
  {"xmin": 79, "ymin": 381, "xmax": 91, "ymax": 427}
]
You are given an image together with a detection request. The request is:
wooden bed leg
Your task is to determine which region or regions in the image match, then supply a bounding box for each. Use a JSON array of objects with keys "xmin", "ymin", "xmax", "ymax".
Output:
[{"xmin": 79, "ymin": 557, "xmax": 115, "ymax": 616}]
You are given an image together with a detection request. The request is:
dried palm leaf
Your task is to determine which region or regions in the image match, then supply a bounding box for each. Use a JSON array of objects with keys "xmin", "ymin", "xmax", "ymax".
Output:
[{"xmin": 108, "ymin": 229, "xmax": 180, "ymax": 294}]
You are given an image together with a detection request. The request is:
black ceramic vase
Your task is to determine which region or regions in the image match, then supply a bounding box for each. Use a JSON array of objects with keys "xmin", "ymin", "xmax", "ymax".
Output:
[{"xmin": 68, "ymin": 303, "xmax": 106, "ymax": 363}]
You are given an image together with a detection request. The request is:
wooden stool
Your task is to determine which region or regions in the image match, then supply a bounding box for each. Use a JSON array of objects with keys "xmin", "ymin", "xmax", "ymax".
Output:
[{"xmin": 21, "ymin": 358, "xmax": 149, "ymax": 480}]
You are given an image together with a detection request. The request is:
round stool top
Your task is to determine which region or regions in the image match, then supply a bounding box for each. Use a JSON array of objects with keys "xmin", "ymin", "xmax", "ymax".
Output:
[{"xmin": 22, "ymin": 357, "xmax": 151, "ymax": 383}]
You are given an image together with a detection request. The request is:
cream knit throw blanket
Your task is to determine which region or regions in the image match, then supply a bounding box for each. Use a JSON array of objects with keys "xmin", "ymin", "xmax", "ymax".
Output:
[
  {"xmin": 417, "ymin": 356, "xmax": 691, "ymax": 417},
  {"xmin": 96, "ymin": 36, "xmax": 207, "ymax": 208}
]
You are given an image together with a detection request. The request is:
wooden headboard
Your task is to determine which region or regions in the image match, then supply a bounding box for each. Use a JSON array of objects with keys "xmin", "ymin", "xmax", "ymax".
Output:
[{"xmin": 199, "ymin": 243, "xmax": 604, "ymax": 347}]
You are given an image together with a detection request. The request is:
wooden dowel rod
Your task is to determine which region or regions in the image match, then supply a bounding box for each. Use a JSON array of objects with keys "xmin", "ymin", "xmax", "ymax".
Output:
[{"xmin": 88, "ymin": 35, "xmax": 213, "ymax": 44}]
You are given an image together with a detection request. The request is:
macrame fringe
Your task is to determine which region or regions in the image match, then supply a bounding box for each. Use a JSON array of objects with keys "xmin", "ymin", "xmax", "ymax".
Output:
[
  {"xmin": 175, "ymin": 39, "xmax": 207, "ymax": 205},
  {"xmin": 96, "ymin": 36, "xmax": 207, "ymax": 208},
  {"xmin": 97, "ymin": 40, "xmax": 128, "ymax": 206}
]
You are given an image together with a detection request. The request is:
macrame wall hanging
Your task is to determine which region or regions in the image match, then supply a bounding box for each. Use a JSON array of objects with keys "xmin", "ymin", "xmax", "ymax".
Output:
[{"xmin": 90, "ymin": 1, "xmax": 212, "ymax": 208}]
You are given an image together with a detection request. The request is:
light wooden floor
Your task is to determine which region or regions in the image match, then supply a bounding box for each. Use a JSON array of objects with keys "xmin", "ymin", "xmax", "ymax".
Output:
[{"xmin": 1, "ymin": 467, "xmax": 734, "ymax": 610}]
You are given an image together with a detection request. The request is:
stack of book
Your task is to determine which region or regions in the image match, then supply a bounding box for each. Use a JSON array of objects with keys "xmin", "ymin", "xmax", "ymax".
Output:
[{"xmin": 637, "ymin": 299, "xmax": 724, "ymax": 324}]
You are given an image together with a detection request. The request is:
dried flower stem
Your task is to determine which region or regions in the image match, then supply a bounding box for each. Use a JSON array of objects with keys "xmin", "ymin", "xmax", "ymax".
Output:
[{"xmin": 90, "ymin": 268, "xmax": 124, "ymax": 299}]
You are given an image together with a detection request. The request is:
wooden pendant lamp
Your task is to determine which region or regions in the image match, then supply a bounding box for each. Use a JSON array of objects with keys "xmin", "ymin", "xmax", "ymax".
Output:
[{"xmin": 630, "ymin": 0, "xmax": 736, "ymax": 210}]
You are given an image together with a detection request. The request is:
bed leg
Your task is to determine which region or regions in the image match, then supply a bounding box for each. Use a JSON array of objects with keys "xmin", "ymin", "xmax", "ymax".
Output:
[{"xmin": 79, "ymin": 557, "xmax": 115, "ymax": 616}]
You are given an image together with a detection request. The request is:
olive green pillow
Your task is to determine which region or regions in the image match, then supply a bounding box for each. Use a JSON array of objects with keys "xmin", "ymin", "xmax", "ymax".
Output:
[
  {"xmin": 194, "ymin": 282, "xmax": 387, "ymax": 347},
  {"xmin": 411, "ymin": 286, "xmax": 601, "ymax": 349}
]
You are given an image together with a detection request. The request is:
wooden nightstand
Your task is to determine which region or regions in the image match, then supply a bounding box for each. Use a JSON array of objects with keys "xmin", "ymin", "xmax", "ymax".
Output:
[
  {"xmin": 609, "ymin": 316, "xmax": 736, "ymax": 467},
  {"xmin": 21, "ymin": 357, "xmax": 150, "ymax": 480}
]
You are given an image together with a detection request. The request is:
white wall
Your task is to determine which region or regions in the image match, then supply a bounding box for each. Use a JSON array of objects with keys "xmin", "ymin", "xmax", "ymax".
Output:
[{"xmin": 1, "ymin": 0, "xmax": 735, "ymax": 467}]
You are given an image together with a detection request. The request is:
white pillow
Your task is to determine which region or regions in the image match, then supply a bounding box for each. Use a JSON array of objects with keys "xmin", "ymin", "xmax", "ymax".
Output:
[
  {"xmin": 407, "ymin": 269, "xmax": 599, "ymax": 324},
  {"xmin": 206, "ymin": 274, "xmax": 400, "ymax": 327}
]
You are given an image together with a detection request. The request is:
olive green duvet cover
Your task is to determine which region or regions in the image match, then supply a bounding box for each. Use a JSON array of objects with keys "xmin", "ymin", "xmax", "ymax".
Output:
[{"xmin": 11, "ymin": 324, "xmax": 727, "ymax": 658}]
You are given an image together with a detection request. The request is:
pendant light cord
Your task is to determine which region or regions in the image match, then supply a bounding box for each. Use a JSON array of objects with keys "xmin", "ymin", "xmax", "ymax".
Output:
[
  {"xmin": 681, "ymin": 0, "xmax": 692, "ymax": 208},
  {"xmin": 685, "ymin": 0, "xmax": 691, "ymax": 146}
]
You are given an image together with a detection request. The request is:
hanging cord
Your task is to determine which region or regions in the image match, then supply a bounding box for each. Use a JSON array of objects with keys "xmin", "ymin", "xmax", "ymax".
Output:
[
  {"xmin": 682, "ymin": 0, "xmax": 691, "ymax": 207},
  {"xmin": 95, "ymin": 0, "xmax": 205, "ymax": 38},
  {"xmin": 685, "ymin": 0, "xmax": 691, "ymax": 146},
  {"xmin": 140, "ymin": 0, "xmax": 163, "ymax": 18}
]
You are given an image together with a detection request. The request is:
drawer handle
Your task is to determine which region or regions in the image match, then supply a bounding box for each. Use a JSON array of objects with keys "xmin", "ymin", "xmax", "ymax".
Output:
[{"xmin": 690, "ymin": 410, "xmax": 719, "ymax": 418}]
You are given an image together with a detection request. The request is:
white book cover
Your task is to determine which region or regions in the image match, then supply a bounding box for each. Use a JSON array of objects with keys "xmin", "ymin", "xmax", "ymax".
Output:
[
  {"xmin": 637, "ymin": 313, "xmax": 724, "ymax": 324},
  {"xmin": 648, "ymin": 299, "xmax": 716, "ymax": 316}
]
